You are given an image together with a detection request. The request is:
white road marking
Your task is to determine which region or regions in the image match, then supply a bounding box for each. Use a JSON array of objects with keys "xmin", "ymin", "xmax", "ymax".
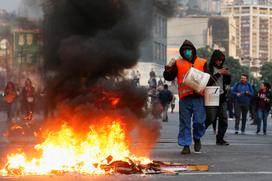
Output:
[{"xmin": 177, "ymin": 171, "xmax": 272, "ymax": 175}]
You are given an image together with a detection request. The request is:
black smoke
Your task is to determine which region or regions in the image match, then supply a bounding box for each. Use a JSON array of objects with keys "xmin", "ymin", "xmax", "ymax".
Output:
[
  {"xmin": 42, "ymin": 0, "xmax": 150, "ymax": 100},
  {"xmin": 41, "ymin": 0, "xmax": 160, "ymax": 155}
]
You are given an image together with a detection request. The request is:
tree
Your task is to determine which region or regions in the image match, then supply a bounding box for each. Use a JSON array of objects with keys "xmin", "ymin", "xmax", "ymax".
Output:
[
  {"xmin": 224, "ymin": 56, "xmax": 250, "ymax": 85},
  {"xmin": 197, "ymin": 46, "xmax": 213, "ymax": 61},
  {"xmin": 260, "ymin": 62, "xmax": 272, "ymax": 84}
]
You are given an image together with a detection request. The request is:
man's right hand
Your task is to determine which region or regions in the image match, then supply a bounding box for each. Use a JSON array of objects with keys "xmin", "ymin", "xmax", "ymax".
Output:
[
  {"xmin": 165, "ymin": 59, "xmax": 176, "ymax": 72},
  {"xmin": 218, "ymin": 68, "xmax": 230, "ymax": 75}
]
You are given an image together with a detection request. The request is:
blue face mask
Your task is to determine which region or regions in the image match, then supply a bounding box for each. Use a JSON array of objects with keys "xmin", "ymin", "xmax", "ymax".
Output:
[{"xmin": 184, "ymin": 49, "xmax": 192, "ymax": 58}]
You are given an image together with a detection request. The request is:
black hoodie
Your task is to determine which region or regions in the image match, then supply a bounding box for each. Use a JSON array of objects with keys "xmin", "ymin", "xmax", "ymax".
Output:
[
  {"xmin": 207, "ymin": 50, "xmax": 231, "ymax": 103},
  {"xmin": 163, "ymin": 40, "xmax": 208, "ymax": 81}
]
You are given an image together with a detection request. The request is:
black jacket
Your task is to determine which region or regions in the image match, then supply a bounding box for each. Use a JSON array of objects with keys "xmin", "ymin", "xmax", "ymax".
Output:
[
  {"xmin": 207, "ymin": 50, "xmax": 231, "ymax": 103},
  {"xmin": 158, "ymin": 89, "xmax": 173, "ymax": 106}
]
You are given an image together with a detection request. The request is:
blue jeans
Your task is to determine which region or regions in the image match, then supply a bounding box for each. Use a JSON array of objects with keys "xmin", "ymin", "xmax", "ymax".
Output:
[
  {"xmin": 257, "ymin": 108, "xmax": 269, "ymax": 133},
  {"xmin": 178, "ymin": 96, "xmax": 206, "ymax": 146}
]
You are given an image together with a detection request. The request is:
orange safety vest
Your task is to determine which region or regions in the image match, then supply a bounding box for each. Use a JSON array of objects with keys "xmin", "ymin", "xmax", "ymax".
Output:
[{"xmin": 176, "ymin": 57, "xmax": 207, "ymax": 99}]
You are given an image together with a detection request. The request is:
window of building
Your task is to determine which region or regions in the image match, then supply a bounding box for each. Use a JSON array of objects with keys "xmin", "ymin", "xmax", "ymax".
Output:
[
  {"xmin": 158, "ymin": 16, "xmax": 161, "ymax": 36},
  {"xmin": 253, "ymin": 7, "xmax": 258, "ymax": 14},
  {"xmin": 241, "ymin": 7, "xmax": 250, "ymax": 14},
  {"xmin": 26, "ymin": 54, "xmax": 33, "ymax": 64}
]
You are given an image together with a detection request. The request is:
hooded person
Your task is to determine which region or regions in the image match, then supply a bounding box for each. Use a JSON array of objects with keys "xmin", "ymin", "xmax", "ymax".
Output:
[
  {"xmin": 163, "ymin": 40, "xmax": 209, "ymax": 154},
  {"xmin": 205, "ymin": 49, "xmax": 231, "ymax": 145}
]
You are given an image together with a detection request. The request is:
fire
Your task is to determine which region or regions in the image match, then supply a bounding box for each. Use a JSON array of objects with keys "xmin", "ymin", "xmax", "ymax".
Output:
[
  {"xmin": 110, "ymin": 97, "xmax": 120, "ymax": 106},
  {"xmin": 0, "ymin": 118, "xmax": 151, "ymax": 176}
]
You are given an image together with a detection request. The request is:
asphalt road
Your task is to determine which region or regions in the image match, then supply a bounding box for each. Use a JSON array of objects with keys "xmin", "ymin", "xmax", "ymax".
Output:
[{"xmin": 0, "ymin": 111, "xmax": 272, "ymax": 181}]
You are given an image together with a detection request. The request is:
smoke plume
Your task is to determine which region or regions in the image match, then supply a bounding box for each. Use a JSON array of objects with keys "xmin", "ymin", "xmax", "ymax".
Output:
[
  {"xmin": 19, "ymin": 0, "xmax": 43, "ymax": 20},
  {"xmin": 41, "ymin": 0, "xmax": 160, "ymax": 155}
]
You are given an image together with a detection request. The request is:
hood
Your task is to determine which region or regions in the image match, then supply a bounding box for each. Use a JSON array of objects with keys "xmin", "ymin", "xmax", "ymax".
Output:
[
  {"xmin": 179, "ymin": 40, "xmax": 197, "ymax": 62},
  {"xmin": 209, "ymin": 49, "xmax": 225, "ymax": 70}
]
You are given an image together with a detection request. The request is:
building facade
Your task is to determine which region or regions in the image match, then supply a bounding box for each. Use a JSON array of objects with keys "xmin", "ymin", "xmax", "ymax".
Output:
[
  {"xmin": 199, "ymin": 0, "xmax": 222, "ymax": 14},
  {"xmin": 134, "ymin": 0, "xmax": 174, "ymax": 86},
  {"xmin": 222, "ymin": 4, "xmax": 272, "ymax": 77},
  {"xmin": 167, "ymin": 17, "xmax": 210, "ymax": 62},
  {"xmin": 167, "ymin": 16, "xmax": 237, "ymax": 60},
  {"xmin": 208, "ymin": 16, "xmax": 238, "ymax": 58}
]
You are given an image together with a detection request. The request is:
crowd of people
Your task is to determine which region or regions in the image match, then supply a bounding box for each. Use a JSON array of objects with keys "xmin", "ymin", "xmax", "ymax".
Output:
[
  {"xmin": 1, "ymin": 39, "xmax": 271, "ymax": 156},
  {"xmin": 162, "ymin": 39, "xmax": 272, "ymax": 154},
  {"xmin": 1, "ymin": 78, "xmax": 47, "ymax": 128}
]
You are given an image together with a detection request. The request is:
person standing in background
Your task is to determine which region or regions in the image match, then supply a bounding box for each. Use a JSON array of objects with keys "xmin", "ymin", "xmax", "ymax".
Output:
[
  {"xmin": 170, "ymin": 95, "xmax": 176, "ymax": 113},
  {"xmin": 249, "ymin": 85, "xmax": 258, "ymax": 125},
  {"xmin": 232, "ymin": 74, "xmax": 253, "ymax": 134},
  {"xmin": 158, "ymin": 84, "xmax": 173, "ymax": 122},
  {"xmin": 22, "ymin": 78, "xmax": 35, "ymax": 121},
  {"xmin": 3, "ymin": 81, "xmax": 17, "ymax": 125},
  {"xmin": 256, "ymin": 82, "xmax": 272, "ymax": 135}
]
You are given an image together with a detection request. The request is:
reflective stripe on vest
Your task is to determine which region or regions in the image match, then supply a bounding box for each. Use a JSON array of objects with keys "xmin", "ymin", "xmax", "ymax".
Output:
[
  {"xmin": 178, "ymin": 89, "xmax": 193, "ymax": 98},
  {"xmin": 176, "ymin": 57, "xmax": 206, "ymax": 99}
]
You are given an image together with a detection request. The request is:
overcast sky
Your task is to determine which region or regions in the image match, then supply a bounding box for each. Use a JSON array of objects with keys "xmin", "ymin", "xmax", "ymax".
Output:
[{"xmin": 0, "ymin": 0, "xmax": 22, "ymax": 12}]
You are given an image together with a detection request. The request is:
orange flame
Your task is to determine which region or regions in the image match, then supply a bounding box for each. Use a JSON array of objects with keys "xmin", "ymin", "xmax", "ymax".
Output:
[
  {"xmin": 110, "ymin": 97, "xmax": 120, "ymax": 106},
  {"xmin": 0, "ymin": 118, "xmax": 151, "ymax": 176}
]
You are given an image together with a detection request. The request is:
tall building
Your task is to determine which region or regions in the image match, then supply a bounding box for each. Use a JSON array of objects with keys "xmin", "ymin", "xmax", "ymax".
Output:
[
  {"xmin": 208, "ymin": 16, "xmax": 238, "ymax": 58},
  {"xmin": 222, "ymin": 0, "xmax": 235, "ymax": 5},
  {"xmin": 199, "ymin": 0, "xmax": 221, "ymax": 14},
  {"xmin": 258, "ymin": 0, "xmax": 272, "ymax": 5},
  {"xmin": 135, "ymin": 0, "xmax": 175, "ymax": 85},
  {"xmin": 223, "ymin": 4, "xmax": 272, "ymax": 78},
  {"xmin": 167, "ymin": 16, "xmax": 238, "ymax": 62}
]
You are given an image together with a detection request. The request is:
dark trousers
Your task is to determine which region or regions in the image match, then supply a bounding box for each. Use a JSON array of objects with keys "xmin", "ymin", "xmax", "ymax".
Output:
[
  {"xmin": 234, "ymin": 104, "xmax": 249, "ymax": 132},
  {"xmin": 250, "ymin": 104, "xmax": 257, "ymax": 123},
  {"xmin": 205, "ymin": 102, "xmax": 228, "ymax": 141},
  {"xmin": 227, "ymin": 101, "xmax": 234, "ymax": 118}
]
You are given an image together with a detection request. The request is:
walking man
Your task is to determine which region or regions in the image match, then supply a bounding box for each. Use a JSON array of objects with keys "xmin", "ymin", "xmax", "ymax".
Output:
[
  {"xmin": 158, "ymin": 84, "xmax": 173, "ymax": 122},
  {"xmin": 205, "ymin": 50, "xmax": 231, "ymax": 145},
  {"xmin": 163, "ymin": 40, "xmax": 208, "ymax": 154},
  {"xmin": 232, "ymin": 74, "xmax": 253, "ymax": 134}
]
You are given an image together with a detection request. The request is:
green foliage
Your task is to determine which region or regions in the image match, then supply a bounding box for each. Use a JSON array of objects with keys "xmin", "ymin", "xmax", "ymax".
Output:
[
  {"xmin": 197, "ymin": 47, "xmax": 213, "ymax": 61},
  {"xmin": 224, "ymin": 56, "xmax": 250, "ymax": 85},
  {"xmin": 260, "ymin": 62, "xmax": 272, "ymax": 84}
]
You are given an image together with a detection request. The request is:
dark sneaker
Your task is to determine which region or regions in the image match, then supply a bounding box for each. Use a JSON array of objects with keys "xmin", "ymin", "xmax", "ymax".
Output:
[
  {"xmin": 256, "ymin": 130, "xmax": 260, "ymax": 134},
  {"xmin": 194, "ymin": 138, "xmax": 201, "ymax": 152},
  {"xmin": 216, "ymin": 139, "xmax": 229, "ymax": 146},
  {"xmin": 235, "ymin": 131, "xmax": 238, "ymax": 135},
  {"xmin": 181, "ymin": 146, "xmax": 190, "ymax": 155},
  {"xmin": 263, "ymin": 131, "xmax": 267, "ymax": 135}
]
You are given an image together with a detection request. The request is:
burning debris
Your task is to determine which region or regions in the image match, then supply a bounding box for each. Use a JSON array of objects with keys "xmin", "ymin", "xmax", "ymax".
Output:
[
  {"xmin": 0, "ymin": 0, "xmax": 207, "ymax": 177},
  {"xmin": 39, "ymin": 0, "xmax": 161, "ymax": 161},
  {"xmin": 0, "ymin": 120, "xmax": 208, "ymax": 176}
]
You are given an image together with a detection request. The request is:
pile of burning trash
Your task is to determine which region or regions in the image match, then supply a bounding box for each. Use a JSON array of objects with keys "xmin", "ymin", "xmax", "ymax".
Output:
[{"xmin": 0, "ymin": 120, "xmax": 208, "ymax": 176}]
